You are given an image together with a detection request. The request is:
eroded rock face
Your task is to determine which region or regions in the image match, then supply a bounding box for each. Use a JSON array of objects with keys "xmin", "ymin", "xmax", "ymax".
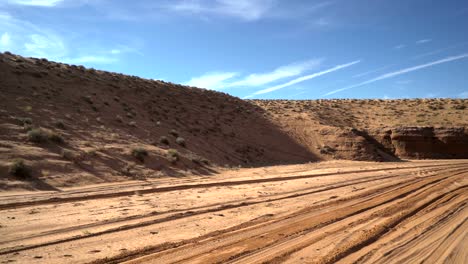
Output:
[
  {"xmin": 373, "ymin": 127, "xmax": 468, "ymax": 159},
  {"xmin": 317, "ymin": 127, "xmax": 399, "ymax": 161}
]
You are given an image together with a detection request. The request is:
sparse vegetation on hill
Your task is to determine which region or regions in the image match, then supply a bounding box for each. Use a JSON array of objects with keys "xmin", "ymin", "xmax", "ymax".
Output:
[
  {"xmin": 131, "ymin": 147, "xmax": 148, "ymax": 162},
  {"xmin": 27, "ymin": 128, "xmax": 64, "ymax": 144},
  {"xmin": 158, "ymin": 136, "xmax": 169, "ymax": 145},
  {"xmin": 9, "ymin": 159, "xmax": 32, "ymax": 178},
  {"xmin": 27, "ymin": 129, "xmax": 49, "ymax": 143},
  {"xmin": 176, "ymin": 137, "xmax": 186, "ymax": 147},
  {"xmin": 167, "ymin": 149, "xmax": 179, "ymax": 163}
]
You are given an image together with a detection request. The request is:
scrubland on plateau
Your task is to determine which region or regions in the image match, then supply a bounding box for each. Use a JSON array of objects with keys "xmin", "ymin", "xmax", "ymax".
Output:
[{"xmin": 0, "ymin": 52, "xmax": 467, "ymax": 264}]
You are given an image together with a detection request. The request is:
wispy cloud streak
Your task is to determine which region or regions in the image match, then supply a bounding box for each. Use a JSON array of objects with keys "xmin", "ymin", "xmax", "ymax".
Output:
[
  {"xmin": 185, "ymin": 59, "xmax": 321, "ymax": 90},
  {"xmin": 323, "ymin": 54, "xmax": 468, "ymax": 96},
  {"xmin": 167, "ymin": 0, "xmax": 275, "ymax": 21},
  {"xmin": 412, "ymin": 42, "xmax": 468, "ymax": 59},
  {"xmin": 227, "ymin": 59, "xmax": 321, "ymax": 87},
  {"xmin": 416, "ymin": 39, "xmax": 432, "ymax": 44},
  {"xmin": 6, "ymin": 0, "xmax": 65, "ymax": 7},
  {"xmin": 247, "ymin": 60, "xmax": 360, "ymax": 97},
  {"xmin": 394, "ymin": 44, "xmax": 406, "ymax": 50},
  {"xmin": 185, "ymin": 72, "xmax": 238, "ymax": 90}
]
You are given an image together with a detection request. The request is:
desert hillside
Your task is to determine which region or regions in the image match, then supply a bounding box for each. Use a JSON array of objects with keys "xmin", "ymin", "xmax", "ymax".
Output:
[
  {"xmin": 0, "ymin": 52, "xmax": 314, "ymax": 190},
  {"xmin": 0, "ymin": 52, "xmax": 467, "ymax": 191},
  {"xmin": 252, "ymin": 99, "xmax": 468, "ymax": 161}
]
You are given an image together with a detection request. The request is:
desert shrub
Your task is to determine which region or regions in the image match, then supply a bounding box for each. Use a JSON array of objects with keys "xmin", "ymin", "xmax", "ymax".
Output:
[
  {"xmin": 187, "ymin": 153, "xmax": 209, "ymax": 165},
  {"xmin": 61, "ymin": 149, "xmax": 79, "ymax": 161},
  {"xmin": 159, "ymin": 136, "xmax": 169, "ymax": 145},
  {"xmin": 131, "ymin": 147, "xmax": 148, "ymax": 162},
  {"xmin": 54, "ymin": 120, "xmax": 66, "ymax": 129},
  {"xmin": 27, "ymin": 129, "xmax": 48, "ymax": 143},
  {"xmin": 9, "ymin": 159, "xmax": 31, "ymax": 178},
  {"xmin": 175, "ymin": 137, "xmax": 186, "ymax": 147},
  {"xmin": 27, "ymin": 128, "xmax": 64, "ymax": 144},
  {"xmin": 23, "ymin": 124, "xmax": 34, "ymax": 132},
  {"xmin": 115, "ymin": 115, "xmax": 123, "ymax": 123},
  {"xmin": 17, "ymin": 117, "xmax": 32, "ymax": 125},
  {"xmin": 121, "ymin": 163, "xmax": 135, "ymax": 176},
  {"xmin": 169, "ymin": 129, "xmax": 179, "ymax": 137},
  {"xmin": 48, "ymin": 132, "xmax": 64, "ymax": 144},
  {"xmin": 166, "ymin": 149, "xmax": 179, "ymax": 163}
]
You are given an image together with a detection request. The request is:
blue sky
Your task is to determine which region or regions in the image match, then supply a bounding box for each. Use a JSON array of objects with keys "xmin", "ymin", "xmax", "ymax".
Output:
[{"xmin": 1, "ymin": 0, "xmax": 467, "ymax": 99}]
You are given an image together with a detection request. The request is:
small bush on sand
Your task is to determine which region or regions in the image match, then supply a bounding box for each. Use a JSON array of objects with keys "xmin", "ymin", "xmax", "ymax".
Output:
[
  {"xmin": 159, "ymin": 136, "xmax": 169, "ymax": 145},
  {"xmin": 17, "ymin": 117, "xmax": 32, "ymax": 125},
  {"xmin": 27, "ymin": 128, "xmax": 64, "ymax": 144},
  {"xmin": 9, "ymin": 159, "xmax": 31, "ymax": 178},
  {"xmin": 61, "ymin": 149, "xmax": 79, "ymax": 161},
  {"xmin": 187, "ymin": 153, "xmax": 209, "ymax": 165},
  {"xmin": 167, "ymin": 149, "xmax": 179, "ymax": 163},
  {"xmin": 115, "ymin": 115, "xmax": 123, "ymax": 123},
  {"xmin": 175, "ymin": 137, "xmax": 186, "ymax": 147},
  {"xmin": 27, "ymin": 129, "xmax": 48, "ymax": 143},
  {"xmin": 23, "ymin": 124, "xmax": 34, "ymax": 132},
  {"xmin": 131, "ymin": 147, "xmax": 148, "ymax": 162},
  {"xmin": 169, "ymin": 129, "xmax": 179, "ymax": 137},
  {"xmin": 54, "ymin": 120, "xmax": 66, "ymax": 129},
  {"xmin": 48, "ymin": 132, "xmax": 64, "ymax": 144}
]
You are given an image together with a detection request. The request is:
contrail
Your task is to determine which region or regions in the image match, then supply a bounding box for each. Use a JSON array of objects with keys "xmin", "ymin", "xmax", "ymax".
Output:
[
  {"xmin": 323, "ymin": 53, "xmax": 468, "ymax": 96},
  {"xmin": 249, "ymin": 60, "xmax": 361, "ymax": 96}
]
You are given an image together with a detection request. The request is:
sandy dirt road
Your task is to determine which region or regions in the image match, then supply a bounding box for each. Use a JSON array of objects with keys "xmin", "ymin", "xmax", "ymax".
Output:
[{"xmin": 0, "ymin": 160, "xmax": 467, "ymax": 264}]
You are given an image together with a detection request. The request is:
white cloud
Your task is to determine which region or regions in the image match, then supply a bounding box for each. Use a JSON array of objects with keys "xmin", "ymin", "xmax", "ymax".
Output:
[
  {"xmin": 314, "ymin": 17, "xmax": 330, "ymax": 26},
  {"xmin": 7, "ymin": 0, "xmax": 65, "ymax": 7},
  {"xmin": 185, "ymin": 59, "xmax": 321, "ymax": 90},
  {"xmin": 0, "ymin": 12, "xmax": 12, "ymax": 20},
  {"xmin": 416, "ymin": 39, "xmax": 432, "ymax": 44},
  {"xmin": 168, "ymin": 0, "xmax": 275, "ymax": 21},
  {"xmin": 459, "ymin": 91, "xmax": 468, "ymax": 98},
  {"xmin": 323, "ymin": 53, "xmax": 468, "ymax": 96},
  {"xmin": 24, "ymin": 33, "xmax": 66, "ymax": 58},
  {"xmin": 247, "ymin": 60, "xmax": 360, "ymax": 97},
  {"xmin": 185, "ymin": 72, "xmax": 238, "ymax": 90},
  {"xmin": 0, "ymin": 32, "xmax": 11, "ymax": 47},
  {"xmin": 0, "ymin": 12, "xmax": 132, "ymax": 66},
  {"xmin": 227, "ymin": 59, "xmax": 321, "ymax": 87},
  {"xmin": 0, "ymin": 12, "xmax": 68, "ymax": 58},
  {"xmin": 394, "ymin": 44, "xmax": 406, "ymax": 50},
  {"xmin": 109, "ymin": 45, "xmax": 143, "ymax": 56}
]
